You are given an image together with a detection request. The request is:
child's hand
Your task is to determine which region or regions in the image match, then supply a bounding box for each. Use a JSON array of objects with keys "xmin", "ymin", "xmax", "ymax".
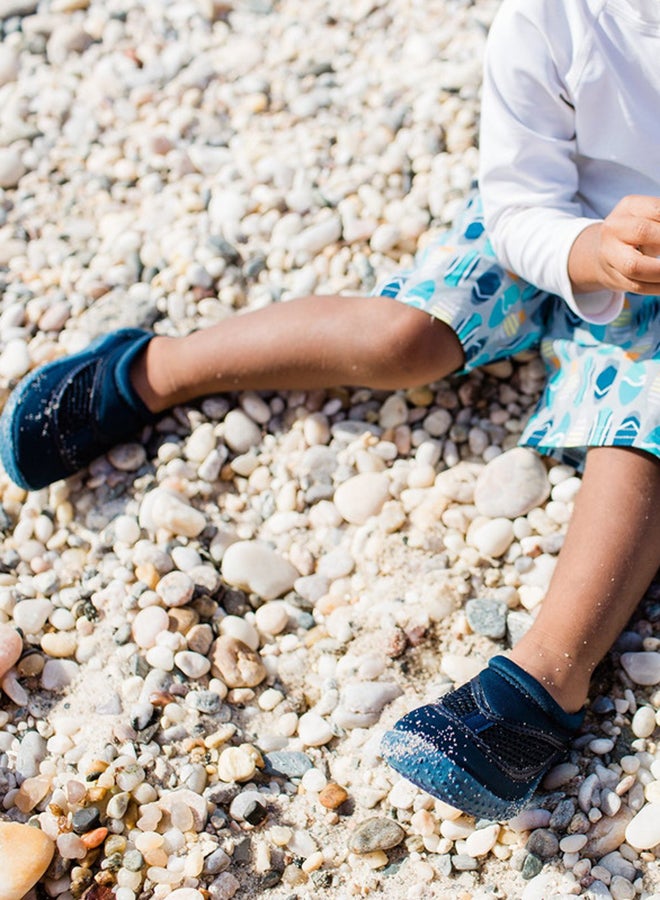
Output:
[{"xmin": 569, "ymin": 195, "xmax": 660, "ymax": 295}]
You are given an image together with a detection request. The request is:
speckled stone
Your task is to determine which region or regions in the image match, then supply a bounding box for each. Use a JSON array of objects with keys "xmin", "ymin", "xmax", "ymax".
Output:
[{"xmin": 348, "ymin": 817, "xmax": 405, "ymax": 853}]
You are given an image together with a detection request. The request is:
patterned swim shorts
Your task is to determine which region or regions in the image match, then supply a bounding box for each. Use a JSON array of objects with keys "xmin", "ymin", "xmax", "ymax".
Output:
[{"xmin": 375, "ymin": 192, "xmax": 660, "ymax": 465}]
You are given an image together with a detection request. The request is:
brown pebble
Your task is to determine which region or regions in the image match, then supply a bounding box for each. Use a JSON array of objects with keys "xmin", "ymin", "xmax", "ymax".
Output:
[
  {"xmin": 210, "ymin": 635, "xmax": 266, "ymax": 688},
  {"xmin": 168, "ymin": 608, "xmax": 199, "ymax": 634},
  {"xmin": 318, "ymin": 783, "xmax": 348, "ymax": 810},
  {"xmin": 134, "ymin": 563, "xmax": 160, "ymax": 589},
  {"xmin": 81, "ymin": 827, "xmax": 108, "ymax": 849},
  {"xmin": 149, "ymin": 690, "xmax": 176, "ymax": 708}
]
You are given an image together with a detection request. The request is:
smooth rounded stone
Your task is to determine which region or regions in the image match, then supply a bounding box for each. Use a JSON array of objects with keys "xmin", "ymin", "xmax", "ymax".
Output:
[
  {"xmin": 174, "ymin": 651, "xmax": 211, "ymax": 679},
  {"xmin": 0, "ymin": 821, "xmax": 54, "ymax": 900},
  {"xmin": 132, "ymin": 606, "xmax": 170, "ymax": 649},
  {"xmin": 0, "ymin": 340, "xmax": 30, "ymax": 382},
  {"xmin": 221, "ymin": 541, "xmax": 297, "ymax": 601},
  {"xmin": 620, "ymin": 652, "xmax": 660, "ymax": 686},
  {"xmin": 210, "ymin": 635, "xmax": 266, "ymax": 688},
  {"xmin": 585, "ymin": 807, "xmax": 634, "ymax": 857},
  {"xmin": 204, "ymin": 848, "xmax": 231, "ymax": 875},
  {"xmin": 41, "ymin": 631, "xmax": 77, "ymax": 658},
  {"xmin": 468, "ymin": 517, "xmax": 514, "ymax": 558},
  {"xmin": 16, "ymin": 730, "xmax": 47, "ymax": 778},
  {"xmin": 466, "ymin": 597, "xmax": 508, "ymax": 639},
  {"xmin": 559, "ymin": 833, "xmax": 587, "ymax": 853},
  {"xmin": 297, "ymin": 711, "xmax": 335, "ymax": 747},
  {"xmin": 72, "ymin": 806, "xmax": 101, "ymax": 834},
  {"xmin": 139, "ymin": 488, "xmax": 206, "ymax": 538},
  {"xmin": 474, "ymin": 448, "xmax": 550, "ymax": 518},
  {"xmin": 543, "ymin": 762, "xmax": 580, "ymax": 790},
  {"xmin": 589, "ymin": 737, "xmax": 615, "ymax": 755},
  {"xmin": 348, "ymin": 817, "xmax": 405, "ymax": 854},
  {"xmin": 333, "ymin": 681, "xmax": 403, "ymax": 729},
  {"xmin": 106, "ymin": 792, "xmax": 130, "ymax": 820},
  {"xmin": 526, "ymin": 828, "xmax": 559, "ymax": 860},
  {"xmin": 107, "ymin": 443, "xmax": 147, "ymax": 472},
  {"xmin": 610, "ymin": 876, "xmax": 635, "ymax": 900},
  {"xmin": 624, "ymin": 803, "xmax": 660, "ymax": 850},
  {"xmin": 379, "ymin": 394, "xmax": 409, "ymax": 429},
  {"xmin": 508, "ymin": 808, "xmax": 552, "ymax": 832},
  {"xmin": 168, "ymin": 890, "xmax": 204, "ymax": 900},
  {"xmin": 11, "ymin": 599, "xmax": 54, "ymax": 634},
  {"xmin": 229, "ymin": 790, "xmax": 267, "ymax": 823},
  {"xmin": 263, "ymin": 751, "xmax": 313, "ymax": 778},
  {"xmin": 156, "ymin": 571, "xmax": 195, "ymax": 608},
  {"xmin": 223, "ymin": 409, "xmax": 262, "ymax": 453},
  {"xmin": 291, "ymin": 215, "xmax": 342, "ymax": 255},
  {"xmin": 41, "ymin": 659, "xmax": 78, "ymax": 691},
  {"xmin": 632, "ymin": 705, "xmax": 656, "ymax": 738},
  {"xmin": 0, "ymin": 148, "xmax": 26, "ymax": 190},
  {"xmin": 334, "ymin": 473, "xmax": 390, "ymax": 525},
  {"xmin": 0, "ymin": 624, "xmax": 23, "ymax": 680},
  {"xmin": 464, "ymin": 823, "xmax": 500, "ymax": 857},
  {"xmin": 254, "ymin": 601, "xmax": 289, "ymax": 635},
  {"xmin": 185, "ymin": 423, "xmax": 217, "ymax": 462}
]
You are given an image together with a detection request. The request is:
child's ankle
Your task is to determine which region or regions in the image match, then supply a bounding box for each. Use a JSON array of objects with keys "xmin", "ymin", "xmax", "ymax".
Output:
[
  {"xmin": 507, "ymin": 646, "xmax": 589, "ymax": 714},
  {"xmin": 129, "ymin": 336, "xmax": 177, "ymax": 414}
]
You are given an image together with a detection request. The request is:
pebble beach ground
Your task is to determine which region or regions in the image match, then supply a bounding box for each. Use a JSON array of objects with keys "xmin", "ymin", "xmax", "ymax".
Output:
[{"xmin": 0, "ymin": 0, "xmax": 659, "ymax": 898}]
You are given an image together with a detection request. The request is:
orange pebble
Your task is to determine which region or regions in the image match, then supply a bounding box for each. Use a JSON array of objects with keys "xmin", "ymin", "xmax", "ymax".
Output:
[
  {"xmin": 81, "ymin": 827, "xmax": 108, "ymax": 849},
  {"xmin": 318, "ymin": 783, "xmax": 348, "ymax": 810}
]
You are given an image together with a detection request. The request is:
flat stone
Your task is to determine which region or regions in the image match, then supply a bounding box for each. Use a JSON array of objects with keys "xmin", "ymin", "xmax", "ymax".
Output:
[
  {"xmin": 585, "ymin": 807, "xmax": 634, "ymax": 857},
  {"xmin": 0, "ymin": 821, "xmax": 54, "ymax": 900},
  {"xmin": 333, "ymin": 681, "xmax": 403, "ymax": 728},
  {"xmin": 263, "ymin": 751, "xmax": 313, "ymax": 778},
  {"xmin": 348, "ymin": 817, "xmax": 405, "ymax": 853},
  {"xmin": 474, "ymin": 448, "xmax": 550, "ymax": 518},
  {"xmin": 221, "ymin": 540, "xmax": 298, "ymax": 601},
  {"xmin": 139, "ymin": 488, "xmax": 206, "ymax": 537}
]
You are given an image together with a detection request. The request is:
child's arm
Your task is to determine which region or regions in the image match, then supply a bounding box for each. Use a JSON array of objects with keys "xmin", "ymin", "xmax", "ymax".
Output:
[{"xmin": 478, "ymin": 1, "xmax": 660, "ymax": 320}]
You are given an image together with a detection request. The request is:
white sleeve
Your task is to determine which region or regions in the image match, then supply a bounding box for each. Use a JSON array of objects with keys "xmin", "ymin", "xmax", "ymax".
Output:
[{"xmin": 478, "ymin": 0, "xmax": 623, "ymax": 324}]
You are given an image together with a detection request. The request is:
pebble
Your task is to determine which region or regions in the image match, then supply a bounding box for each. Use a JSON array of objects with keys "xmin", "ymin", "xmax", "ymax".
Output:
[
  {"xmin": 319, "ymin": 783, "xmax": 349, "ymax": 809},
  {"xmin": 631, "ymin": 705, "xmax": 656, "ymax": 738},
  {"xmin": 263, "ymin": 750, "xmax": 313, "ymax": 778},
  {"xmin": 334, "ymin": 473, "xmax": 391, "ymax": 524},
  {"xmin": 624, "ymin": 803, "xmax": 660, "ymax": 850},
  {"xmin": 468, "ymin": 517, "xmax": 514, "ymax": 558},
  {"xmin": 465, "ymin": 597, "xmax": 508, "ymax": 639},
  {"xmin": 464, "ymin": 823, "xmax": 499, "ymax": 857},
  {"xmin": 0, "ymin": 623, "xmax": 22, "ymax": 679},
  {"xmin": 221, "ymin": 540, "xmax": 298, "ymax": 600},
  {"xmin": 620, "ymin": 655, "xmax": 660, "ymax": 692},
  {"xmin": 254, "ymin": 601, "xmax": 289, "ymax": 634},
  {"xmin": 217, "ymin": 746, "xmax": 259, "ymax": 782},
  {"xmin": 0, "ymin": 822, "xmax": 54, "ymax": 899},
  {"xmin": 156, "ymin": 570, "xmax": 195, "ymax": 608},
  {"xmin": 474, "ymin": 448, "xmax": 550, "ymax": 518},
  {"xmin": 210, "ymin": 635, "xmax": 267, "ymax": 688},
  {"xmin": 349, "ymin": 817, "xmax": 406, "ymax": 853},
  {"xmin": 223, "ymin": 409, "xmax": 262, "ymax": 453},
  {"xmin": 0, "ymin": 149, "xmax": 26, "ymax": 190},
  {"xmin": 139, "ymin": 488, "xmax": 206, "ymax": 537},
  {"xmin": 298, "ymin": 711, "xmax": 335, "ymax": 746},
  {"xmin": 132, "ymin": 606, "xmax": 170, "ymax": 648},
  {"xmin": 11, "ymin": 598, "xmax": 53, "ymax": 633}
]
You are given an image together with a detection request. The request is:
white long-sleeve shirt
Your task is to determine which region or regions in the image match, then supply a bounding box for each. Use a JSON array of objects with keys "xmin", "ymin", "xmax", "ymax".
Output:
[{"xmin": 478, "ymin": 0, "xmax": 660, "ymax": 323}]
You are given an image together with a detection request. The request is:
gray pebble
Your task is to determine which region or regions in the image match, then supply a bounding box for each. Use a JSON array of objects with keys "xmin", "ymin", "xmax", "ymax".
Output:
[
  {"xmin": 15, "ymin": 730, "xmax": 47, "ymax": 779},
  {"xmin": 526, "ymin": 828, "xmax": 559, "ymax": 860},
  {"xmin": 521, "ymin": 853, "xmax": 544, "ymax": 880},
  {"xmin": 348, "ymin": 817, "xmax": 405, "ymax": 854},
  {"xmin": 123, "ymin": 850, "xmax": 144, "ymax": 872},
  {"xmin": 72, "ymin": 806, "xmax": 101, "ymax": 834},
  {"xmin": 263, "ymin": 750, "xmax": 313, "ymax": 778},
  {"xmin": 203, "ymin": 847, "xmax": 231, "ymax": 875},
  {"xmin": 466, "ymin": 597, "xmax": 508, "ymax": 639},
  {"xmin": 549, "ymin": 798, "xmax": 576, "ymax": 831},
  {"xmin": 452, "ymin": 854, "xmax": 480, "ymax": 871}
]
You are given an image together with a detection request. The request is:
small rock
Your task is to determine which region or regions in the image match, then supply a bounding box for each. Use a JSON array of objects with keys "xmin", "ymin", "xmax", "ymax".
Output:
[
  {"xmin": 466, "ymin": 597, "xmax": 508, "ymax": 639},
  {"xmin": 468, "ymin": 517, "xmax": 514, "ymax": 558},
  {"xmin": 0, "ymin": 623, "xmax": 23, "ymax": 679},
  {"xmin": 217, "ymin": 746, "xmax": 258, "ymax": 783},
  {"xmin": 624, "ymin": 803, "xmax": 660, "ymax": 850},
  {"xmin": 263, "ymin": 751, "xmax": 313, "ymax": 778},
  {"xmin": 474, "ymin": 448, "xmax": 550, "ymax": 518},
  {"xmin": 334, "ymin": 473, "xmax": 390, "ymax": 524},
  {"xmin": 174, "ymin": 651, "xmax": 211, "ymax": 679},
  {"xmin": 221, "ymin": 540, "xmax": 298, "ymax": 600},
  {"xmin": 139, "ymin": 488, "xmax": 206, "ymax": 537},
  {"xmin": 132, "ymin": 606, "xmax": 170, "ymax": 649},
  {"xmin": 526, "ymin": 828, "xmax": 559, "ymax": 860},
  {"xmin": 223, "ymin": 409, "xmax": 262, "ymax": 453},
  {"xmin": 620, "ymin": 651, "xmax": 660, "ymax": 685},
  {"xmin": 297, "ymin": 711, "xmax": 335, "ymax": 746},
  {"xmin": 207, "ymin": 871, "xmax": 241, "ymax": 900},
  {"xmin": 210, "ymin": 635, "xmax": 267, "ymax": 688},
  {"xmin": 0, "ymin": 821, "xmax": 54, "ymax": 899},
  {"xmin": 318, "ymin": 783, "xmax": 348, "ymax": 809},
  {"xmin": 156, "ymin": 570, "xmax": 195, "ymax": 608},
  {"xmin": 0, "ymin": 148, "xmax": 26, "ymax": 189},
  {"xmin": 631, "ymin": 706, "xmax": 656, "ymax": 738},
  {"xmin": 585, "ymin": 807, "xmax": 634, "ymax": 857},
  {"xmin": 348, "ymin": 817, "xmax": 405, "ymax": 853}
]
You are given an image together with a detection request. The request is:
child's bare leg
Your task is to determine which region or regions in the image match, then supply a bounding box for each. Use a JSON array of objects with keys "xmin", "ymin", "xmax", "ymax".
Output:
[
  {"xmin": 0, "ymin": 295, "xmax": 465, "ymax": 491},
  {"xmin": 510, "ymin": 446, "xmax": 660, "ymax": 712},
  {"xmin": 131, "ymin": 295, "xmax": 464, "ymax": 412}
]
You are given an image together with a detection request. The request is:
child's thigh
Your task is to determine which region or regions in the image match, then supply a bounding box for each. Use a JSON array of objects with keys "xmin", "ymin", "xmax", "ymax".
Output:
[{"xmin": 373, "ymin": 193, "xmax": 554, "ymax": 373}]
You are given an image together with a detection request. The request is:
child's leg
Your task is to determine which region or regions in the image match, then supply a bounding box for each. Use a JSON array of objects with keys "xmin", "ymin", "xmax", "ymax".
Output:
[
  {"xmin": 510, "ymin": 445, "xmax": 660, "ymax": 712},
  {"xmin": 382, "ymin": 445, "xmax": 660, "ymax": 819},
  {"xmin": 132, "ymin": 294, "xmax": 465, "ymax": 412},
  {"xmin": 0, "ymin": 296, "xmax": 465, "ymax": 491}
]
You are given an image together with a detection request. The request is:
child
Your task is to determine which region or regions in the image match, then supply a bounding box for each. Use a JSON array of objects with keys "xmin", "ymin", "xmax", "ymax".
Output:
[{"xmin": 2, "ymin": 0, "xmax": 660, "ymax": 820}]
